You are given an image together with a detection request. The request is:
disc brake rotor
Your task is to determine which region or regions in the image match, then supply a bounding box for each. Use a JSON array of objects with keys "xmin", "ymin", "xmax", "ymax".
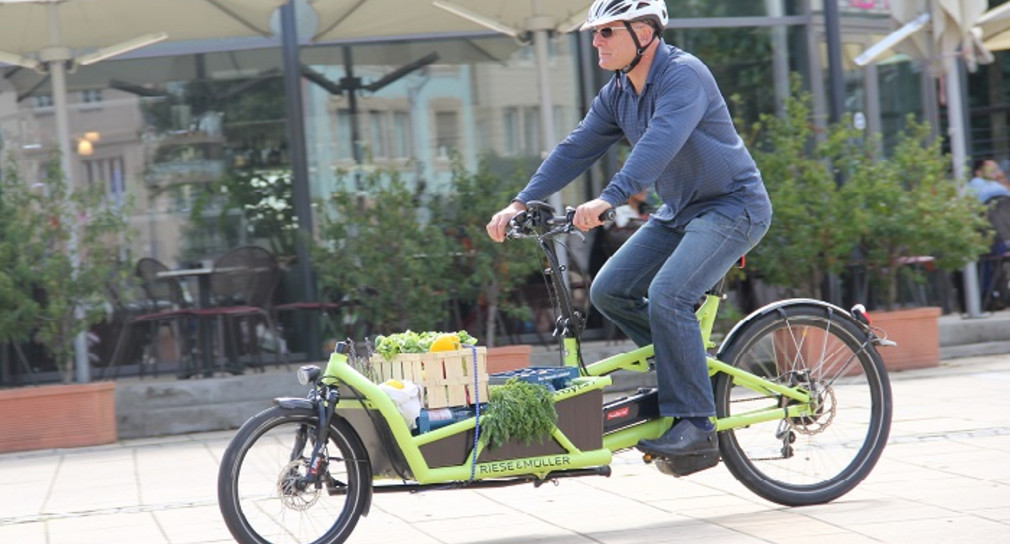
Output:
[
  {"xmin": 277, "ymin": 459, "xmax": 320, "ymax": 511},
  {"xmin": 791, "ymin": 384, "xmax": 837, "ymax": 435}
]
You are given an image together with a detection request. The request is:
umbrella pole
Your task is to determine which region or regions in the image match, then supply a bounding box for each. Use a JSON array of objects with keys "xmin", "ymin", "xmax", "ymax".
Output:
[
  {"xmin": 532, "ymin": 25, "xmax": 570, "ymax": 290},
  {"xmin": 43, "ymin": 3, "xmax": 91, "ymax": 382},
  {"xmin": 945, "ymin": 53, "xmax": 983, "ymax": 317}
]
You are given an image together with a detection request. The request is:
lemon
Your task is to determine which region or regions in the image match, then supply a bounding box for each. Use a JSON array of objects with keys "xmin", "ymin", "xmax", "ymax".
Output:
[{"xmin": 429, "ymin": 333, "xmax": 461, "ymax": 352}]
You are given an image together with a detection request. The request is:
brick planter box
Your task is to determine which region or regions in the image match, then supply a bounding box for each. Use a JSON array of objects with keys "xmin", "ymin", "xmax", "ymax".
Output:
[
  {"xmin": 486, "ymin": 345, "xmax": 531, "ymax": 374},
  {"xmin": 872, "ymin": 306, "xmax": 941, "ymax": 371},
  {"xmin": 0, "ymin": 381, "xmax": 117, "ymax": 453}
]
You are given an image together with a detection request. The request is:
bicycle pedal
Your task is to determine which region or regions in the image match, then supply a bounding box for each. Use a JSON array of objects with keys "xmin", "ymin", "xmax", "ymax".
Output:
[{"xmin": 653, "ymin": 452, "xmax": 720, "ymax": 478}]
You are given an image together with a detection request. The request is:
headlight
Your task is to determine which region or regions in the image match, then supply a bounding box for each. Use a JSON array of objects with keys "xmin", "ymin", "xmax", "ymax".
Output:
[{"xmin": 297, "ymin": 365, "xmax": 322, "ymax": 385}]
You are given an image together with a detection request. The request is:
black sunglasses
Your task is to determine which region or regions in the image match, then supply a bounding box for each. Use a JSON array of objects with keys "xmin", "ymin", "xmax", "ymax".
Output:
[{"xmin": 591, "ymin": 26, "xmax": 631, "ymax": 39}]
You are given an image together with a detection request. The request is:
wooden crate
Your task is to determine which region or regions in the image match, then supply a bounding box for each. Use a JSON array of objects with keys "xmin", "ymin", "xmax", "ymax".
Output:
[{"xmin": 371, "ymin": 347, "xmax": 489, "ymax": 409}]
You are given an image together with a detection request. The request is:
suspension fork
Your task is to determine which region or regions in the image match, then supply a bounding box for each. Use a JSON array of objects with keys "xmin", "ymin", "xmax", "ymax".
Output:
[{"xmin": 305, "ymin": 387, "xmax": 340, "ymax": 483}]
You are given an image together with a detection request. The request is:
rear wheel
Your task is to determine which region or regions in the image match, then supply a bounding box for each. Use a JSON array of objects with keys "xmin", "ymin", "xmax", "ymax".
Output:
[
  {"xmin": 714, "ymin": 305, "xmax": 892, "ymax": 506},
  {"xmin": 218, "ymin": 407, "xmax": 371, "ymax": 544}
]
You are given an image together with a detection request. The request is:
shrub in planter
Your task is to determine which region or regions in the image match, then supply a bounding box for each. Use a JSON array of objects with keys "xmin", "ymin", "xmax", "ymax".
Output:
[
  {"xmin": 0, "ymin": 155, "xmax": 132, "ymax": 383},
  {"xmin": 845, "ymin": 118, "xmax": 989, "ymax": 310},
  {"xmin": 744, "ymin": 87, "xmax": 990, "ymax": 311},
  {"xmin": 433, "ymin": 156, "xmax": 542, "ymax": 347},
  {"xmin": 314, "ymin": 170, "xmax": 455, "ymax": 336},
  {"xmin": 743, "ymin": 89, "xmax": 865, "ymax": 300}
]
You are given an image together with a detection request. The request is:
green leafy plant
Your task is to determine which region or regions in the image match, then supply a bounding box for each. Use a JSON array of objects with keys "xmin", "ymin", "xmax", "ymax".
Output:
[
  {"xmin": 742, "ymin": 84, "xmax": 864, "ymax": 300},
  {"xmin": 742, "ymin": 81, "xmax": 989, "ymax": 310},
  {"xmin": 0, "ymin": 154, "xmax": 133, "ymax": 382},
  {"xmin": 846, "ymin": 117, "xmax": 989, "ymax": 309},
  {"xmin": 314, "ymin": 170, "xmax": 455, "ymax": 336},
  {"xmin": 191, "ymin": 169, "xmax": 297, "ymax": 259},
  {"xmin": 480, "ymin": 378, "xmax": 557, "ymax": 450},
  {"xmin": 373, "ymin": 329, "xmax": 478, "ymax": 360},
  {"xmin": 433, "ymin": 156, "xmax": 542, "ymax": 346}
]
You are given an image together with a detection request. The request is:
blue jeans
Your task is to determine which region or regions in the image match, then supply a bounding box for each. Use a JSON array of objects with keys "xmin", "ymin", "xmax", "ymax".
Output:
[{"xmin": 590, "ymin": 210, "xmax": 770, "ymax": 418}]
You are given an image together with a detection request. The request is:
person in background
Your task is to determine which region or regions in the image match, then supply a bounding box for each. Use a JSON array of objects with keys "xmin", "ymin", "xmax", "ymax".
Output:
[
  {"xmin": 485, "ymin": 0, "xmax": 772, "ymax": 474},
  {"xmin": 967, "ymin": 158, "xmax": 1010, "ymax": 204}
]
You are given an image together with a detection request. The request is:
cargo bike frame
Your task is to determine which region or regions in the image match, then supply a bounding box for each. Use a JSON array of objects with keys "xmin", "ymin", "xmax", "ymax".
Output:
[{"xmin": 218, "ymin": 201, "xmax": 894, "ymax": 544}]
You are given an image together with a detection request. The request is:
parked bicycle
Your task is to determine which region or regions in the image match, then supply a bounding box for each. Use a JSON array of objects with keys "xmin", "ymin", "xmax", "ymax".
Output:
[{"xmin": 218, "ymin": 200, "xmax": 894, "ymax": 544}]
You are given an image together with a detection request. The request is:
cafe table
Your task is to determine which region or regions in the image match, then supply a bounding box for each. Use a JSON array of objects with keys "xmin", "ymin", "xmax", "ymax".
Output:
[{"xmin": 156, "ymin": 267, "xmax": 215, "ymax": 377}]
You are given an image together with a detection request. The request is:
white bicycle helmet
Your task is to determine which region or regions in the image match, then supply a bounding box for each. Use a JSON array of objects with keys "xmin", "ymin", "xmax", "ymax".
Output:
[{"xmin": 580, "ymin": 0, "xmax": 669, "ymax": 31}]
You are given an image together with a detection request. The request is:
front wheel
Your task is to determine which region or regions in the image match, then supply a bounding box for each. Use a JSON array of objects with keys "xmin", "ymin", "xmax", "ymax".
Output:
[
  {"xmin": 218, "ymin": 406, "xmax": 371, "ymax": 544},
  {"xmin": 714, "ymin": 304, "xmax": 892, "ymax": 506}
]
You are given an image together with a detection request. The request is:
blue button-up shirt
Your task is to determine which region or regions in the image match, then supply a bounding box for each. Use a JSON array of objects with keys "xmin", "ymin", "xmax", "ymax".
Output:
[
  {"xmin": 517, "ymin": 41, "xmax": 772, "ymax": 227},
  {"xmin": 967, "ymin": 176, "xmax": 1010, "ymax": 203}
]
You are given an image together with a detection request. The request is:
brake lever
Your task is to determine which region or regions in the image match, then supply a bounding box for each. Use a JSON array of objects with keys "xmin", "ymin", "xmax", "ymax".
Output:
[{"xmin": 505, "ymin": 211, "xmax": 530, "ymax": 239}]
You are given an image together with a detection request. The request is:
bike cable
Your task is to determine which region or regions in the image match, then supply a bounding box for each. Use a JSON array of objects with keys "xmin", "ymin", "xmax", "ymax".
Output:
[
  {"xmin": 538, "ymin": 239, "xmax": 590, "ymax": 377},
  {"xmin": 463, "ymin": 343, "xmax": 482, "ymax": 482}
]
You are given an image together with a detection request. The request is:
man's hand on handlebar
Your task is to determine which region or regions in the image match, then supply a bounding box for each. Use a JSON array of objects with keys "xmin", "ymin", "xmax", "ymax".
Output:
[
  {"xmin": 573, "ymin": 199, "xmax": 614, "ymax": 232},
  {"xmin": 486, "ymin": 200, "xmax": 527, "ymax": 243}
]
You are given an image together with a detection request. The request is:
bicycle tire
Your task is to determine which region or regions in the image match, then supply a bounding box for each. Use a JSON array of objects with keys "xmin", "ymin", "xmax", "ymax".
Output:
[
  {"xmin": 714, "ymin": 304, "xmax": 892, "ymax": 506},
  {"xmin": 218, "ymin": 406, "xmax": 371, "ymax": 544}
]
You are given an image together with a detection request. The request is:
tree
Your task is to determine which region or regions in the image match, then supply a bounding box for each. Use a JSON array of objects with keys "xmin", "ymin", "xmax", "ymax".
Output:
[
  {"xmin": 848, "ymin": 118, "xmax": 990, "ymax": 309},
  {"xmin": 743, "ymin": 89, "xmax": 863, "ymax": 300},
  {"xmin": 0, "ymin": 154, "xmax": 133, "ymax": 382},
  {"xmin": 434, "ymin": 157, "xmax": 542, "ymax": 347},
  {"xmin": 314, "ymin": 170, "xmax": 455, "ymax": 336},
  {"xmin": 743, "ymin": 84, "xmax": 990, "ymax": 310}
]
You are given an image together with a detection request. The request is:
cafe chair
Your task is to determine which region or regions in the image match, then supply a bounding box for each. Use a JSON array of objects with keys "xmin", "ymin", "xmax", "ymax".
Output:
[
  {"xmin": 272, "ymin": 285, "xmax": 353, "ymax": 359},
  {"xmin": 104, "ymin": 258, "xmax": 196, "ymax": 379},
  {"xmin": 199, "ymin": 245, "xmax": 286, "ymax": 372},
  {"xmin": 980, "ymin": 196, "xmax": 1010, "ymax": 311}
]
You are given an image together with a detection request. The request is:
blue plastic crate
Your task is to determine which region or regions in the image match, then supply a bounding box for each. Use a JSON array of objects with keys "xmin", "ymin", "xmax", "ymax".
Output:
[
  {"xmin": 416, "ymin": 406, "xmax": 477, "ymax": 434},
  {"xmin": 488, "ymin": 366, "xmax": 580, "ymax": 391}
]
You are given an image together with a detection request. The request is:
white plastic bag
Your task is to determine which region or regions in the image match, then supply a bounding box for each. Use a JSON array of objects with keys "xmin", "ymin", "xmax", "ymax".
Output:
[{"xmin": 378, "ymin": 380, "xmax": 422, "ymax": 430}]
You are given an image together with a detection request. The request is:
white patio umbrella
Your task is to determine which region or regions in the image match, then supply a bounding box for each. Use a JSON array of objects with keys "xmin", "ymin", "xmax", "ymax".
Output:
[
  {"xmin": 0, "ymin": 0, "xmax": 287, "ymax": 382},
  {"xmin": 978, "ymin": 2, "xmax": 1010, "ymax": 52}
]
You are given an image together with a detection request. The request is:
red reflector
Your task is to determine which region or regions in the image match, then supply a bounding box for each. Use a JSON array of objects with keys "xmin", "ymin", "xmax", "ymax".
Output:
[{"xmin": 606, "ymin": 407, "xmax": 631, "ymax": 420}]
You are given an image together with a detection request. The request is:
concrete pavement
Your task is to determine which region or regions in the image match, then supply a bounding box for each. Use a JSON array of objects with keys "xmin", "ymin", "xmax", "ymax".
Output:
[{"xmin": 2, "ymin": 354, "xmax": 1010, "ymax": 544}]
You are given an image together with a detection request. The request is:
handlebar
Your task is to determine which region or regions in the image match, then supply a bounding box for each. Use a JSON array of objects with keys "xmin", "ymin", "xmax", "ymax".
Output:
[{"xmin": 506, "ymin": 200, "xmax": 616, "ymax": 241}]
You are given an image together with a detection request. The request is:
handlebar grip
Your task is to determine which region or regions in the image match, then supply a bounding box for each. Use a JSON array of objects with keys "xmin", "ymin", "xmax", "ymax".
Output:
[{"xmin": 600, "ymin": 209, "xmax": 616, "ymax": 222}]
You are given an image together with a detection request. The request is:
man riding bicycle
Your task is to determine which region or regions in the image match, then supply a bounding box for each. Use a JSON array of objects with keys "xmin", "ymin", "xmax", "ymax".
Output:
[{"xmin": 486, "ymin": 0, "xmax": 772, "ymax": 472}]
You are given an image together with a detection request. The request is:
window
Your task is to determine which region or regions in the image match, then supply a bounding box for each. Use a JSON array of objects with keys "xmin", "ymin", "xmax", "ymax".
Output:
[
  {"xmin": 435, "ymin": 110, "xmax": 459, "ymax": 158},
  {"xmin": 368, "ymin": 110, "xmax": 386, "ymax": 159},
  {"xmin": 83, "ymin": 156, "xmax": 126, "ymax": 207},
  {"xmin": 392, "ymin": 111, "xmax": 411, "ymax": 159},
  {"xmin": 33, "ymin": 94, "xmax": 53, "ymax": 109},
  {"xmin": 81, "ymin": 89, "xmax": 103, "ymax": 104},
  {"xmin": 503, "ymin": 107, "xmax": 520, "ymax": 156},
  {"xmin": 336, "ymin": 108, "xmax": 353, "ymax": 160},
  {"xmin": 523, "ymin": 107, "xmax": 540, "ymax": 155}
]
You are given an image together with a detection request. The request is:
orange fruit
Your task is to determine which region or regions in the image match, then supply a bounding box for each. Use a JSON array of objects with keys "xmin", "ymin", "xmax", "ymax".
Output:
[{"xmin": 429, "ymin": 333, "xmax": 461, "ymax": 352}]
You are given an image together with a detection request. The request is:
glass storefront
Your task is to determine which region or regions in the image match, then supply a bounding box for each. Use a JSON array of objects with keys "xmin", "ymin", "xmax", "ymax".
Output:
[
  {"xmin": 0, "ymin": 0, "xmax": 944, "ymax": 372},
  {"xmin": 0, "ymin": 2, "xmax": 863, "ymax": 273}
]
